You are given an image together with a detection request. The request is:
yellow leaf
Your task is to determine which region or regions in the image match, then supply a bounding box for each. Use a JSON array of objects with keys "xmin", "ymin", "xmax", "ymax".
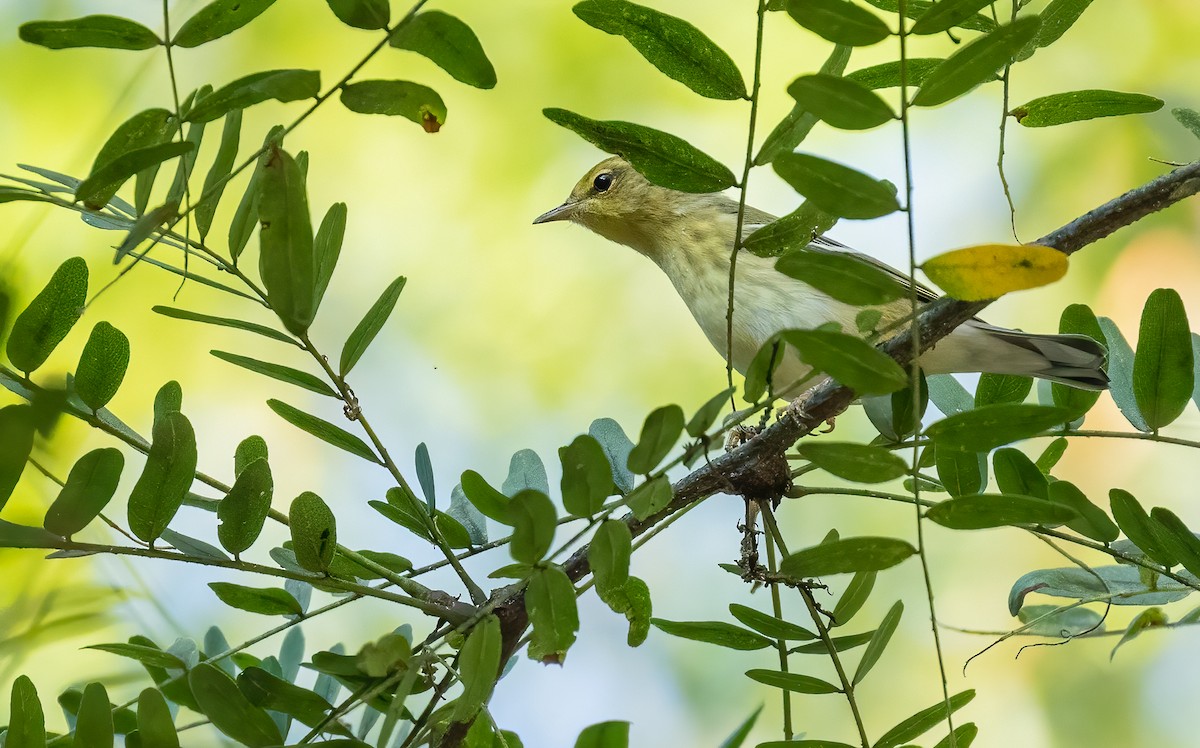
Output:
[{"xmin": 921, "ymin": 243, "xmax": 1068, "ymax": 301}]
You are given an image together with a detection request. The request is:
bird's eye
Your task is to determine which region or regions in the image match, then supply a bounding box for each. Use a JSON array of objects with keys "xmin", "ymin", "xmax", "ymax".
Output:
[{"xmin": 593, "ymin": 172, "xmax": 613, "ymax": 192}]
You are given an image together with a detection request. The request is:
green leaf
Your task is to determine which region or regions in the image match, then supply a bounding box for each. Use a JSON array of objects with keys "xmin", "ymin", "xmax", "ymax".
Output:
[
  {"xmin": 543, "ymin": 108, "xmax": 736, "ymax": 193},
  {"xmin": 575, "ymin": 721, "xmax": 629, "ymax": 748},
  {"xmin": 188, "ymin": 663, "xmax": 283, "ymax": 747},
  {"xmin": 728, "ymin": 604, "xmax": 816, "ymax": 640},
  {"xmin": 152, "ymin": 305, "xmax": 297, "ymax": 346},
  {"xmin": 459, "ymin": 470, "xmax": 511, "ymax": 524},
  {"xmin": 186, "ymin": 69, "xmax": 320, "ymax": 123},
  {"xmin": 1098, "ymin": 316, "xmax": 1150, "ymax": 432},
  {"xmin": 7, "ymin": 675, "xmax": 45, "ymax": 748},
  {"xmin": 787, "ymin": 74, "xmax": 894, "ymax": 130},
  {"xmin": 1132, "ymin": 288, "xmax": 1194, "ymax": 430},
  {"xmin": 1009, "ymin": 565, "xmax": 1195, "ymax": 613},
  {"xmin": 127, "ymin": 411, "xmax": 198, "ymax": 544},
  {"xmin": 136, "ymin": 689, "xmax": 179, "ymax": 748},
  {"xmin": 794, "ymin": 441, "xmax": 908, "ymax": 483},
  {"xmin": 313, "ymin": 203, "xmax": 346, "ymax": 314},
  {"xmin": 209, "ymin": 582, "xmax": 302, "ymax": 616},
  {"xmin": 975, "ymin": 373, "xmax": 1032, "ymax": 407},
  {"xmin": 257, "ymin": 144, "xmax": 316, "ymax": 336},
  {"xmin": 755, "ymin": 44, "xmax": 851, "ymax": 165},
  {"xmin": 845, "ymin": 58, "xmax": 946, "ymax": 90},
  {"xmin": 236, "ymin": 667, "xmax": 335, "ymax": 730},
  {"xmin": 590, "ymin": 418, "xmax": 636, "ymax": 494},
  {"xmin": 289, "ymin": 491, "xmax": 337, "ymax": 573},
  {"xmin": 43, "ymin": 448, "xmax": 124, "ymax": 537},
  {"xmin": 927, "ymin": 493, "xmax": 1076, "ymax": 530},
  {"xmin": 174, "ymin": 0, "xmax": 277, "ymax": 47},
  {"xmin": 19, "ymin": 15, "xmax": 159, "ymax": 50},
  {"xmin": 934, "ymin": 445, "xmax": 984, "ymax": 497},
  {"xmin": 925, "ymin": 403, "xmax": 1070, "ymax": 452},
  {"xmin": 414, "ymin": 442, "xmax": 436, "ymax": 509},
  {"xmin": 526, "ymin": 565, "xmax": 580, "ymax": 663},
  {"xmin": 113, "ymin": 201, "xmax": 178, "ymax": 264},
  {"xmin": 773, "ymin": 152, "xmax": 899, "ymax": 219},
  {"xmin": 1110, "ymin": 488, "xmax": 1177, "ymax": 567},
  {"xmin": 912, "ymin": 17, "xmax": 1041, "ymax": 107},
  {"xmin": 234, "ymin": 436, "xmax": 269, "ymax": 477},
  {"xmin": 267, "ymin": 399, "xmax": 380, "ymax": 463},
  {"xmin": 85, "ymin": 642, "xmax": 186, "ymax": 669},
  {"xmin": 340, "ymin": 80, "xmax": 448, "ymax": 132},
  {"xmin": 745, "ymin": 669, "xmax": 840, "ymax": 694},
  {"xmin": 1016, "ymin": 603, "xmax": 1104, "ymax": 637},
  {"xmin": 743, "ymin": 336, "xmax": 786, "ymax": 403},
  {"xmin": 911, "ymin": 0, "xmax": 996, "ymax": 34},
  {"xmin": 1012, "ymin": 89, "xmax": 1162, "ymax": 127},
  {"xmin": 196, "ymin": 110, "xmax": 243, "ymax": 241},
  {"xmin": 325, "ymin": 0, "xmax": 390, "ymax": 29},
  {"xmin": 627, "ymin": 474, "xmax": 673, "ymax": 521},
  {"xmin": 992, "ymin": 448, "xmax": 1048, "ymax": 499},
  {"xmin": 652, "ymin": 619, "xmax": 773, "ymax": 650},
  {"xmin": 7, "ymin": 256, "xmax": 88, "ymax": 373},
  {"xmin": 390, "ymin": 10, "xmax": 496, "ymax": 89},
  {"xmin": 340, "ymin": 276, "xmax": 406, "ymax": 375},
  {"xmin": 80, "ymin": 108, "xmax": 173, "ymax": 211},
  {"xmin": 686, "ymin": 387, "xmax": 734, "ymax": 437},
  {"xmin": 1148, "ymin": 507, "xmax": 1200, "ymax": 578},
  {"xmin": 781, "ymin": 329, "xmax": 908, "ymax": 394},
  {"xmin": 162, "ymin": 528, "xmax": 229, "ymax": 561},
  {"xmin": 559, "ymin": 434, "xmax": 614, "ymax": 517},
  {"xmin": 780, "ymin": 536, "xmax": 916, "ymax": 578},
  {"xmin": 852, "ymin": 600, "xmax": 902, "ymax": 684},
  {"xmin": 832, "ymin": 570, "xmax": 876, "ymax": 626},
  {"xmin": 211, "ymin": 350, "xmax": 336, "ymax": 397},
  {"xmin": 627, "ymin": 404, "xmax": 684, "ymax": 474},
  {"xmin": 590, "ymin": 520, "xmax": 633, "ymax": 598},
  {"xmin": 1111, "ymin": 607, "xmax": 1167, "ymax": 660},
  {"xmin": 742, "ymin": 203, "xmax": 838, "ymax": 258},
  {"xmin": 217, "ymin": 457, "xmax": 274, "ymax": 555},
  {"xmin": 718, "ymin": 706, "xmax": 762, "ymax": 748},
  {"xmin": 572, "ymin": 0, "xmax": 745, "ymax": 100},
  {"xmin": 874, "ymin": 690, "xmax": 975, "ymax": 748},
  {"xmin": 508, "ymin": 489, "xmax": 557, "ymax": 565},
  {"xmin": 0, "ymin": 405, "xmax": 34, "ymax": 511},
  {"xmin": 785, "ymin": 0, "xmax": 891, "ymax": 46},
  {"xmin": 927, "ymin": 373, "xmax": 974, "ymax": 415},
  {"xmin": 503, "ymin": 449, "xmax": 550, "ymax": 496},
  {"xmin": 1025, "ymin": 0, "xmax": 1095, "ymax": 54},
  {"xmin": 454, "ymin": 615, "xmax": 502, "ymax": 722},
  {"xmin": 775, "ymin": 248, "xmax": 904, "ymax": 305},
  {"xmin": 1173, "ymin": 107, "xmax": 1200, "ymax": 140},
  {"xmin": 75, "ymin": 142, "xmax": 194, "ymax": 209}
]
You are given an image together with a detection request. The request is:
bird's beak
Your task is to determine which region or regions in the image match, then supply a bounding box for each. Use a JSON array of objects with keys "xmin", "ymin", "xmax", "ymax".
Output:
[{"xmin": 532, "ymin": 201, "xmax": 575, "ymax": 225}]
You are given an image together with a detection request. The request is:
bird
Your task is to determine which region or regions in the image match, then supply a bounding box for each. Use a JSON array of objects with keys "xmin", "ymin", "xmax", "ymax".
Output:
[{"xmin": 533, "ymin": 156, "xmax": 1108, "ymax": 399}]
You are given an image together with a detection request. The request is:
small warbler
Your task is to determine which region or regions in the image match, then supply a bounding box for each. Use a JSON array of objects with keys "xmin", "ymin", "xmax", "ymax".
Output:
[{"xmin": 534, "ymin": 156, "xmax": 1108, "ymax": 396}]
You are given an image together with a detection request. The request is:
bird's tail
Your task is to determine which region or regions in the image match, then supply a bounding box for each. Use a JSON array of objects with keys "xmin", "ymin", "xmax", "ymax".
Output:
[{"xmin": 974, "ymin": 324, "xmax": 1109, "ymax": 391}]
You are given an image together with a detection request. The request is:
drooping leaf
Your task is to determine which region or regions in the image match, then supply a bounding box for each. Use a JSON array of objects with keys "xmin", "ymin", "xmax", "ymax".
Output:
[
  {"xmin": 781, "ymin": 329, "xmax": 908, "ymax": 394},
  {"xmin": 459, "ymin": 470, "xmax": 511, "ymax": 524},
  {"xmin": 313, "ymin": 202, "xmax": 346, "ymax": 315},
  {"xmin": 832, "ymin": 570, "xmax": 876, "ymax": 627},
  {"xmin": 217, "ymin": 457, "xmax": 273, "ymax": 555},
  {"xmin": 196, "ymin": 109, "xmax": 243, "ymax": 241},
  {"xmin": 289, "ymin": 491, "xmax": 337, "ymax": 574},
  {"xmin": 874, "ymin": 690, "xmax": 976, "ymax": 748},
  {"xmin": 1173, "ymin": 107, "xmax": 1200, "ymax": 140},
  {"xmin": 773, "ymin": 152, "xmax": 899, "ymax": 219},
  {"xmin": 186, "ymin": 70, "xmax": 321, "ymax": 123},
  {"xmin": 627, "ymin": 474, "xmax": 673, "ymax": 521},
  {"xmin": 85, "ymin": 642, "xmax": 186, "ymax": 669},
  {"xmin": 340, "ymin": 276, "xmax": 406, "ymax": 375},
  {"xmin": 236, "ymin": 666, "xmax": 336, "ymax": 731},
  {"xmin": 590, "ymin": 520, "xmax": 633, "ymax": 597},
  {"xmin": 19, "ymin": 15, "xmax": 160, "ymax": 50},
  {"xmin": 209, "ymin": 582, "xmax": 302, "ymax": 616},
  {"xmin": 745, "ymin": 669, "xmax": 840, "ymax": 694},
  {"xmin": 718, "ymin": 706, "xmax": 762, "ymax": 748},
  {"xmin": 785, "ymin": 0, "xmax": 891, "ymax": 46},
  {"xmin": 210, "ymin": 350, "xmax": 336, "ymax": 397},
  {"xmin": 453, "ymin": 615, "xmax": 502, "ymax": 722},
  {"xmin": 793, "ymin": 441, "xmax": 907, "ymax": 483},
  {"xmin": 325, "ymin": 0, "xmax": 390, "ymax": 29},
  {"xmin": 43, "ymin": 448, "xmax": 124, "ymax": 538},
  {"xmin": 7, "ymin": 256, "xmax": 88, "ymax": 374},
  {"xmin": 1109, "ymin": 488, "xmax": 1177, "ymax": 567},
  {"xmin": 627, "ymin": 404, "xmax": 684, "ymax": 474},
  {"xmin": 75, "ymin": 142, "xmax": 194, "ymax": 209},
  {"xmin": 926, "ymin": 493, "xmax": 1076, "ymax": 529},
  {"xmin": 1110, "ymin": 607, "xmax": 1168, "ymax": 660},
  {"xmin": 775, "ymin": 248, "xmax": 905, "ymax": 304},
  {"xmin": 922, "ymin": 243, "xmax": 1067, "ymax": 301},
  {"xmin": 728, "ymin": 604, "xmax": 816, "ymax": 641},
  {"xmin": 188, "ymin": 663, "xmax": 283, "ymax": 747},
  {"xmin": 1149, "ymin": 507, "xmax": 1200, "ymax": 578},
  {"xmin": 1098, "ymin": 316, "xmax": 1150, "ymax": 432},
  {"xmin": 787, "ymin": 74, "xmax": 894, "ymax": 130},
  {"xmin": 992, "ymin": 448, "xmax": 1047, "ymax": 499},
  {"xmin": 560, "ymin": 434, "xmax": 615, "ymax": 517},
  {"xmin": 686, "ymin": 387, "xmax": 735, "ymax": 437},
  {"xmin": 340, "ymin": 80, "xmax": 447, "ymax": 132},
  {"xmin": 572, "ymin": 0, "xmax": 745, "ymax": 99},
  {"xmin": 508, "ymin": 489, "xmax": 557, "ymax": 565},
  {"xmin": 543, "ymin": 108, "xmax": 736, "ymax": 192},
  {"xmin": 780, "ymin": 536, "xmax": 916, "ymax": 578},
  {"xmin": 390, "ymin": 10, "xmax": 496, "ymax": 89},
  {"xmin": 925, "ymin": 403, "xmax": 1070, "ymax": 451},
  {"xmin": 742, "ymin": 203, "xmax": 839, "ymax": 257},
  {"xmin": 1024, "ymin": 0, "xmax": 1095, "ymax": 55},
  {"xmin": 127, "ymin": 411, "xmax": 198, "ymax": 544},
  {"xmin": 257, "ymin": 144, "xmax": 316, "ymax": 336},
  {"xmin": 845, "ymin": 58, "xmax": 947, "ymax": 90},
  {"xmin": 0, "ymin": 405, "xmax": 35, "ymax": 511},
  {"xmin": 1012, "ymin": 89, "xmax": 1162, "ymax": 127},
  {"xmin": 1132, "ymin": 288, "xmax": 1194, "ymax": 430},
  {"xmin": 852, "ymin": 600, "xmax": 902, "ymax": 684},
  {"xmin": 267, "ymin": 400, "xmax": 380, "ymax": 464},
  {"xmin": 912, "ymin": 17, "xmax": 1041, "ymax": 107},
  {"xmin": 1009, "ymin": 565, "xmax": 1195, "ymax": 613},
  {"xmin": 526, "ymin": 565, "xmax": 580, "ymax": 663},
  {"xmin": 651, "ymin": 619, "xmax": 773, "ymax": 650},
  {"xmin": 173, "ymin": 0, "xmax": 277, "ymax": 47},
  {"xmin": 152, "ymin": 305, "xmax": 297, "ymax": 346}
]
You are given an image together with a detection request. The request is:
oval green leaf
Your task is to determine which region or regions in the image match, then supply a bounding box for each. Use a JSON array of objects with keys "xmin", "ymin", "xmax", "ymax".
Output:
[
  {"xmin": 773, "ymin": 152, "xmax": 899, "ymax": 219},
  {"xmin": 875, "ymin": 690, "xmax": 976, "ymax": 748},
  {"xmin": 136, "ymin": 688, "xmax": 180, "ymax": 748},
  {"xmin": 1132, "ymin": 288, "xmax": 1194, "ymax": 430},
  {"xmin": 196, "ymin": 110, "xmax": 243, "ymax": 241},
  {"xmin": 785, "ymin": 0, "xmax": 891, "ymax": 46},
  {"xmin": 7, "ymin": 256, "xmax": 88, "ymax": 374},
  {"xmin": 186, "ymin": 69, "xmax": 320, "ymax": 123},
  {"xmin": 627, "ymin": 404, "xmax": 684, "ymax": 475},
  {"xmin": 454, "ymin": 615, "xmax": 502, "ymax": 721},
  {"xmin": 1012, "ymin": 89, "xmax": 1162, "ymax": 128},
  {"xmin": 152, "ymin": 305, "xmax": 297, "ymax": 346},
  {"xmin": 526, "ymin": 565, "xmax": 580, "ymax": 663},
  {"xmin": 173, "ymin": 0, "xmax": 277, "ymax": 47},
  {"xmin": 559, "ymin": 434, "xmax": 614, "ymax": 517},
  {"xmin": 651, "ymin": 619, "xmax": 773, "ymax": 650},
  {"xmin": 745, "ymin": 668, "xmax": 841, "ymax": 694},
  {"xmin": 728, "ymin": 604, "xmax": 817, "ymax": 641},
  {"xmin": 289, "ymin": 491, "xmax": 337, "ymax": 574},
  {"xmin": 313, "ymin": 202, "xmax": 346, "ymax": 314},
  {"xmin": 793, "ymin": 441, "xmax": 908, "ymax": 483},
  {"xmin": 912, "ymin": 17, "xmax": 1041, "ymax": 107},
  {"xmin": 267, "ymin": 399, "xmax": 380, "ymax": 464},
  {"xmin": 7, "ymin": 675, "xmax": 46, "ymax": 748},
  {"xmin": 1050, "ymin": 304, "xmax": 1104, "ymax": 419},
  {"xmin": 257, "ymin": 144, "xmax": 316, "ymax": 336},
  {"xmin": 776, "ymin": 248, "xmax": 905, "ymax": 305},
  {"xmin": 210, "ymin": 350, "xmax": 336, "ymax": 397},
  {"xmin": 325, "ymin": 0, "xmax": 390, "ymax": 29},
  {"xmin": 43, "ymin": 448, "xmax": 124, "ymax": 538},
  {"xmin": 340, "ymin": 80, "xmax": 447, "ymax": 131},
  {"xmin": 217, "ymin": 457, "xmax": 274, "ymax": 555},
  {"xmin": 852, "ymin": 600, "xmax": 902, "ymax": 684},
  {"xmin": 787, "ymin": 74, "xmax": 895, "ymax": 130},
  {"xmin": 188, "ymin": 663, "xmax": 283, "ymax": 747},
  {"xmin": 127, "ymin": 411, "xmax": 198, "ymax": 544},
  {"xmin": 19, "ymin": 15, "xmax": 160, "ymax": 50},
  {"xmin": 74, "ymin": 322, "xmax": 130, "ymax": 411},
  {"xmin": 782, "ymin": 329, "xmax": 908, "ymax": 394},
  {"xmin": 508, "ymin": 489, "xmax": 557, "ymax": 565},
  {"xmin": 390, "ymin": 10, "xmax": 496, "ymax": 89},
  {"xmin": 339, "ymin": 276, "xmax": 407, "ymax": 376},
  {"xmin": 779, "ymin": 536, "xmax": 916, "ymax": 578},
  {"xmin": 209, "ymin": 582, "xmax": 302, "ymax": 616},
  {"xmin": 589, "ymin": 520, "xmax": 633, "ymax": 597},
  {"xmin": 911, "ymin": 0, "xmax": 996, "ymax": 34},
  {"xmin": 1109, "ymin": 488, "xmax": 1177, "ymax": 567},
  {"xmin": 925, "ymin": 403, "xmax": 1071, "ymax": 452},
  {"xmin": 926, "ymin": 493, "xmax": 1077, "ymax": 529}
]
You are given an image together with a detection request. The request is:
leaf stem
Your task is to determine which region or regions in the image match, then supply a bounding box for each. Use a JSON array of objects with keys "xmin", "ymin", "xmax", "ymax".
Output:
[{"xmin": 762, "ymin": 507, "xmax": 794, "ymax": 741}]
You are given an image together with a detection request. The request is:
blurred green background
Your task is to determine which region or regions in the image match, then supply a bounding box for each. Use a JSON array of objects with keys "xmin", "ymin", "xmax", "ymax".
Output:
[{"xmin": 1, "ymin": 0, "xmax": 1200, "ymax": 745}]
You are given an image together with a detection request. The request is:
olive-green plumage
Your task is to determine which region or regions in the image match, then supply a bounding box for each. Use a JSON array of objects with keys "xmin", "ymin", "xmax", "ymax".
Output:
[{"xmin": 536, "ymin": 157, "xmax": 1107, "ymax": 395}]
